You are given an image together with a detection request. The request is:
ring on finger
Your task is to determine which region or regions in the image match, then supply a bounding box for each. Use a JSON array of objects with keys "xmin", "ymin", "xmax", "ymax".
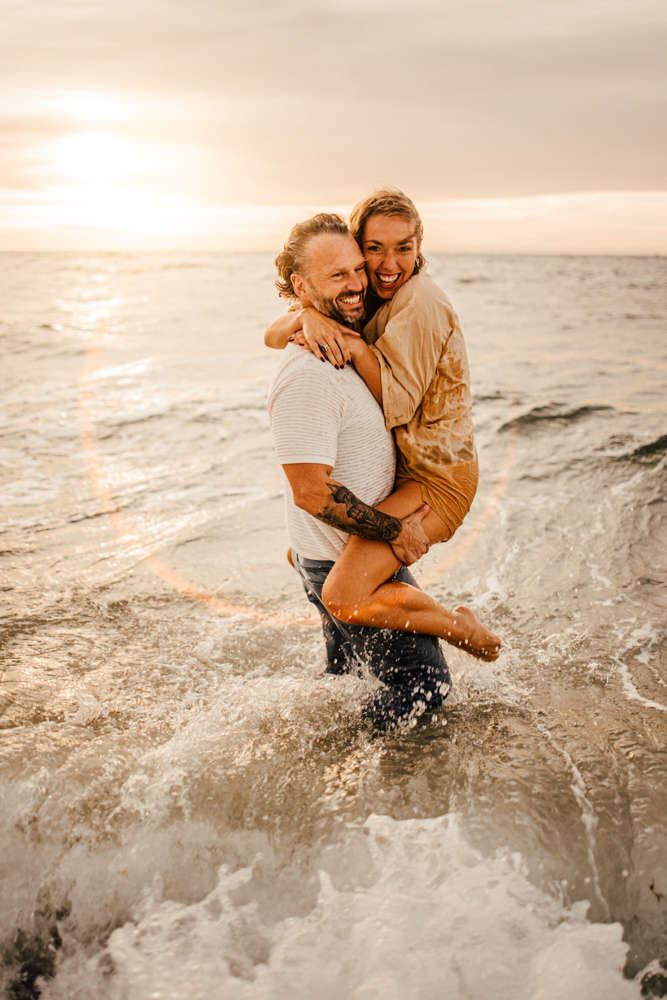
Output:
[{"xmin": 318, "ymin": 344, "xmax": 328, "ymax": 354}]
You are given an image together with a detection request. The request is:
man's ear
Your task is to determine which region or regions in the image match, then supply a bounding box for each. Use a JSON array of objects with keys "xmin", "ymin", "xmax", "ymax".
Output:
[{"xmin": 290, "ymin": 272, "xmax": 308, "ymax": 301}]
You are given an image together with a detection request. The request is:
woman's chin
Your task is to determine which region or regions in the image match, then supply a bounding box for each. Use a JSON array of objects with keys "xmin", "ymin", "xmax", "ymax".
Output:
[
  {"xmin": 372, "ymin": 283, "xmax": 399, "ymax": 299},
  {"xmin": 371, "ymin": 275, "xmax": 408, "ymax": 299}
]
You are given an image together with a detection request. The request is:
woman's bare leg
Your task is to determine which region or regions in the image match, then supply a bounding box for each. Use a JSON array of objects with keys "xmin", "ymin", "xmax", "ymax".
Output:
[{"xmin": 321, "ymin": 481, "xmax": 501, "ymax": 662}]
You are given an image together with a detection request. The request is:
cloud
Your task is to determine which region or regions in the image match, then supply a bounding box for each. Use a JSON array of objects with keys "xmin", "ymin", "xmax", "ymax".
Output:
[
  {"xmin": 0, "ymin": 0, "xmax": 664, "ymax": 240},
  {"xmin": 0, "ymin": 187, "xmax": 664, "ymax": 253}
]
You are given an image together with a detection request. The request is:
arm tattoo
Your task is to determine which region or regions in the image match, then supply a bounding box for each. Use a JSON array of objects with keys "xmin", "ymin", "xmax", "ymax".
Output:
[{"xmin": 317, "ymin": 483, "xmax": 402, "ymax": 541}]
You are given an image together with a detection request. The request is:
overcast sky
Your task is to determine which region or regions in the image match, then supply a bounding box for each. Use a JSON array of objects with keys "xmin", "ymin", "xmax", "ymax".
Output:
[{"xmin": 1, "ymin": 0, "xmax": 665, "ymax": 250}]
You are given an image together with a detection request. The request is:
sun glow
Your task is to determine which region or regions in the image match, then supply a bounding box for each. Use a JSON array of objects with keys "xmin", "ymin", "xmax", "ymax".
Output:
[
  {"xmin": 48, "ymin": 131, "xmax": 148, "ymax": 183},
  {"xmin": 14, "ymin": 113, "xmax": 218, "ymax": 246}
]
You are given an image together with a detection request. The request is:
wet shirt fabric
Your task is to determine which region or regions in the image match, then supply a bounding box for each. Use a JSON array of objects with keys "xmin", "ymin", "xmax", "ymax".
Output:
[
  {"xmin": 363, "ymin": 271, "xmax": 478, "ymax": 537},
  {"xmin": 268, "ymin": 345, "xmax": 396, "ymax": 561}
]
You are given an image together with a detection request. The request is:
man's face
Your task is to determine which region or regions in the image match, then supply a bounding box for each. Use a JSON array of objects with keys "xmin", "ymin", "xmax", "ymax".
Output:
[{"xmin": 292, "ymin": 233, "xmax": 367, "ymax": 326}]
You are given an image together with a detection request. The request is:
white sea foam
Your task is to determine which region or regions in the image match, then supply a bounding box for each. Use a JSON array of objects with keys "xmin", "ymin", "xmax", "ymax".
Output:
[
  {"xmin": 64, "ymin": 686, "xmax": 107, "ymax": 725},
  {"xmin": 612, "ymin": 658, "xmax": 667, "ymax": 714},
  {"xmin": 41, "ymin": 814, "xmax": 638, "ymax": 1000}
]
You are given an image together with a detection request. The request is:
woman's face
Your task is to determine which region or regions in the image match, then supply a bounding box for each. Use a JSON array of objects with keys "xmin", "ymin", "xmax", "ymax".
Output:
[{"xmin": 361, "ymin": 214, "xmax": 421, "ymax": 300}]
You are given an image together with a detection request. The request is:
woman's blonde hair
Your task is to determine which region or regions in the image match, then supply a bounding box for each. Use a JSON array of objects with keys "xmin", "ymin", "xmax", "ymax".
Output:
[{"xmin": 349, "ymin": 187, "xmax": 426, "ymax": 274}]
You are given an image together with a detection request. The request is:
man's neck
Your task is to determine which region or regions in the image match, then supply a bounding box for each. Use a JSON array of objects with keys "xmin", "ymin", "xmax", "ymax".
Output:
[{"xmin": 321, "ymin": 311, "xmax": 365, "ymax": 335}]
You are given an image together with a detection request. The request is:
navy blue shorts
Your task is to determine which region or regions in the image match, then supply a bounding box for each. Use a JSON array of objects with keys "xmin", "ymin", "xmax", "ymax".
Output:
[{"xmin": 293, "ymin": 553, "xmax": 451, "ymax": 730}]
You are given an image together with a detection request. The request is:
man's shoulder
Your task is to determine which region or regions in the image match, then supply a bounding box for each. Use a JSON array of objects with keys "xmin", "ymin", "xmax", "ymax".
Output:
[
  {"xmin": 272, "ymin": 346, "xmax": 341, "ymax": 386},
  {"xmin": 268, "ymin": 347, "xmax": 361, "ymax": 409}
]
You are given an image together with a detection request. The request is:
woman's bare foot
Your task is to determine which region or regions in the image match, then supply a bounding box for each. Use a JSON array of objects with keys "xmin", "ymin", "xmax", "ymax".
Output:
[{"xmin": 447, "ymin": 605, "xmax": 501, "ymax": 661}]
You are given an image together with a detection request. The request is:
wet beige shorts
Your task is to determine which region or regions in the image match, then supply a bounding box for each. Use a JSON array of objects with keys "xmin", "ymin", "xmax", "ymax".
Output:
[{"xmin": 396, "ymin": 454, "xmax": 479, "ymax": 540}]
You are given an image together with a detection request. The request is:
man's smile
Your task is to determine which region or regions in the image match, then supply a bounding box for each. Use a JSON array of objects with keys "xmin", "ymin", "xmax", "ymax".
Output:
[{"xmin": 337, "ymin": 292, "xmax": 363, "ymax": 306}]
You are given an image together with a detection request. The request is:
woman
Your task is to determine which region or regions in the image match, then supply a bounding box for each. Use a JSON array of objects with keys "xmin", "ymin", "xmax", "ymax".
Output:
[{"xmin": 265, "ymin": 189, "xmax": 500, "ymax": 662}]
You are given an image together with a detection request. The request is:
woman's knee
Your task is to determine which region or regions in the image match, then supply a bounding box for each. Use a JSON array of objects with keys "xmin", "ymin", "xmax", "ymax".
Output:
[{"xmin": 321, "ymin": 574, "xmax": 360, "ymax": 624}]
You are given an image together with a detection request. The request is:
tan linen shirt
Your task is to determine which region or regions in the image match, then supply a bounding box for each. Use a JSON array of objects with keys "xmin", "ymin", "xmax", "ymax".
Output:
[{"xmin": 363, "ymin": 271, "xmax": 478, "ymax": 534}]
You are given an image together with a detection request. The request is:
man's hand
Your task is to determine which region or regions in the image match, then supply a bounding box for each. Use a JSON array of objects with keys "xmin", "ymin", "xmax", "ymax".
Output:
[{"xmin": 390, "ymin": 504, "xmax": 431, "ymax": 565}]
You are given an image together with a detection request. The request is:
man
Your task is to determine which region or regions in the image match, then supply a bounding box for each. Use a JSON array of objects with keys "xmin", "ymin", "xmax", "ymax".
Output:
[{"xmin": 267, "ymin": 213, "xmax": 451, "ymax": 730}]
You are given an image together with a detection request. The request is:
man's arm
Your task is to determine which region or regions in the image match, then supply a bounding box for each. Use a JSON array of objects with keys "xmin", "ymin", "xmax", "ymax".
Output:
[{"xmin": 283, "ymin": 463, "xmax": 430, "ymax": 563}]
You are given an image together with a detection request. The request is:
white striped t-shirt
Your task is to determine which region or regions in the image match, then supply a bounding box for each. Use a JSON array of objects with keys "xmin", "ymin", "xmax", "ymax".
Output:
[{"xmin": 268, "ymin": 345, "xmax": 396, "ymax": 560}]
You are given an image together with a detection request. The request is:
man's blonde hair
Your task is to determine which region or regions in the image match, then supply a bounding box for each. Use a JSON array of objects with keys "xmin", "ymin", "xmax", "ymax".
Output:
[
  {"xmin": 274, "ymin": 213, "xmax": 350, "ymax": 299},
  {"xmin": 349, "ymin": 187, "xmax": 426, "ymax": 274}
]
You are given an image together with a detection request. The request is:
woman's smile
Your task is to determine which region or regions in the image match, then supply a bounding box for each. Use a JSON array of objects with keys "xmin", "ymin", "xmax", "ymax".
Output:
[{"xmin": 376, "ymin": 273, "xmax": 402, "ymax": 290}]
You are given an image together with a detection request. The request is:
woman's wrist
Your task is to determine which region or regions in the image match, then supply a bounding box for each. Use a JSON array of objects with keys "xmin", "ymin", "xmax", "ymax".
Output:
[{"xmin": 289, "ymin": 309, "xmax": 306, "ymax": 334}]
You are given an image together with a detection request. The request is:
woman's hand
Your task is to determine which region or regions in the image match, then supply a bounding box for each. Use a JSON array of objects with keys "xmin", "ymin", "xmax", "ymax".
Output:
[{"xmin": 290, "ymin": 307, "xmax": 360, "ymax": 368}]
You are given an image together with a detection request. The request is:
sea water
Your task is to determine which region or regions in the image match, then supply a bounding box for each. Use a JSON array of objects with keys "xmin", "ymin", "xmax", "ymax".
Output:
[{"xmin": 0, "ymin": 251, "xmax": 665, "ymax": 999}]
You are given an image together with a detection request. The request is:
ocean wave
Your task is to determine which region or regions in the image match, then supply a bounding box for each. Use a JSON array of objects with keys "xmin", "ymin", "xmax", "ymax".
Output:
[
  {"xmin": 499, "ymin": 402, "xmax": 615, "ymax": 432},
  {"xmin": 622, "ymin": 433, "xmax": 667, "ymax": 464},
  {"xmin": 473, "ymin": 390, "xmax": 514, "ymax": 402}
]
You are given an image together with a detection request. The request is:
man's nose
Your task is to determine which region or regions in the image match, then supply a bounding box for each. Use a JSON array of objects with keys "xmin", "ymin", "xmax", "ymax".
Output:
[{"xmin": 345, "ymin": 269, "xmax": 365, "ymax": 291}]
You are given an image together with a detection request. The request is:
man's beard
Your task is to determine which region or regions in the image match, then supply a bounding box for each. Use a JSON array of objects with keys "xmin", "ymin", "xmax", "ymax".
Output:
[{"xmin": 311, "ymin": 290, "xmax": 366, "ymax": 329}]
